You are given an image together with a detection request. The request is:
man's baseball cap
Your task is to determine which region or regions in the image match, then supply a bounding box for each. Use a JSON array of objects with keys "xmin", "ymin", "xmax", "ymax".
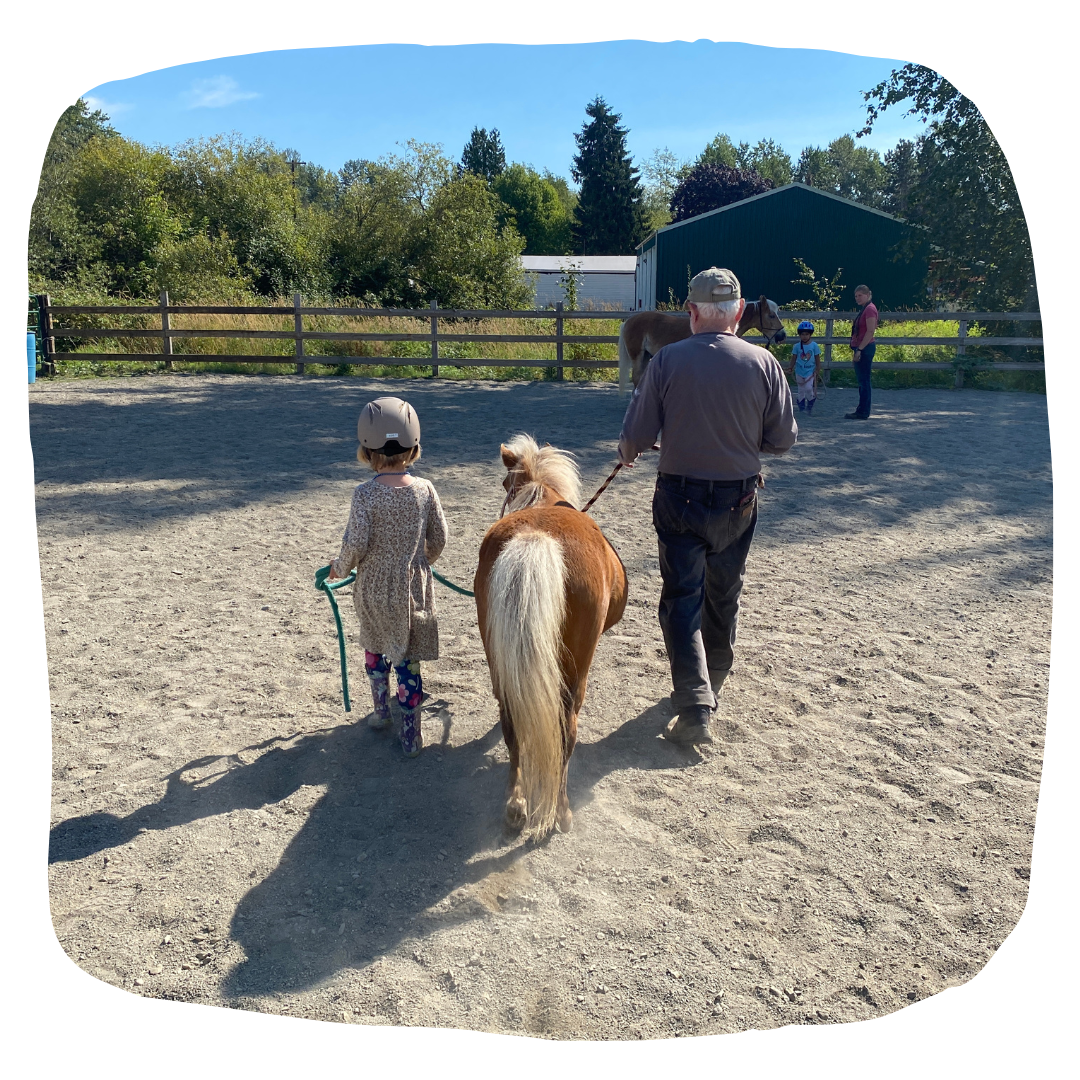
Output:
[
  {"xmin": 686, "ymin": 267, "xmax": 742, "ymax": 305},
  {"xmin": 357, "ymin": 396, "xmax": 421, "ymax": 449}
]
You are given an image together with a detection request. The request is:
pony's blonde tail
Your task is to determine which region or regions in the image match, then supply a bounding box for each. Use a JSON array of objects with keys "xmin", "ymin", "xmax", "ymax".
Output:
[
  {"xmin": 485, "ymin": 530, "xmax": 567, "ymax": 838},
  {"xmin": 617, "ymin": 322, "xmax": 633, "ymax": 396}
]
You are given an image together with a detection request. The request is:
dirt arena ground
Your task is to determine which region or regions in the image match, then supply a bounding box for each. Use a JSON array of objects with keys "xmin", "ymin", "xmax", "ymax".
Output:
[{"xmin": 35, "ymin": 374, "xmax": 1050, "ymax": 1039}]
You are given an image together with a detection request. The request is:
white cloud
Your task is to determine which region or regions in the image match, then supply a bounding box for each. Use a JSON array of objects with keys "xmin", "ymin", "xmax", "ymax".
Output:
[
  {"xmin": 83, "ymin": 95, "xmax": 132, "ymax": 116},
  {"xmin": 181, "ymin": 75, "xmax": 260, "ymax": 109}
]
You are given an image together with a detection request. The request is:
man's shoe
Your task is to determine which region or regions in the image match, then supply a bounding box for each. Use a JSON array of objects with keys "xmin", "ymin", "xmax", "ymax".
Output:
[
  {"xmin": 664, "ymin": 706, "xmax": 714, "ymax": 746},
  {"xmin": 843, "ymin": 411, "xmax": 869, "ymax": 420}
]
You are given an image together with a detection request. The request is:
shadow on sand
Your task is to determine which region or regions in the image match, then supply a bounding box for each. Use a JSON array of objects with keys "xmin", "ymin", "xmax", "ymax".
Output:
[{"xmin": 49, "ymin": 696, "xmax": 701, "ymax": 999}]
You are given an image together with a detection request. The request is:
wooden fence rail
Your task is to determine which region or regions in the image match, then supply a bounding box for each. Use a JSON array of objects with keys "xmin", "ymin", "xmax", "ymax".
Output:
[{"xmin": 35, "ymin": 295, "xmax": 1043, "ymax": 391}]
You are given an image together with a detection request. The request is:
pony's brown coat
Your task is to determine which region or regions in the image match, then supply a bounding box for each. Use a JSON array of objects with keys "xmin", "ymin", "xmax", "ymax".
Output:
[
  {"xmin": 474, "ymin": 438, "xmax": 627, "ymax": 837},
  {"xmin": 618, "ymin": 296, "xmax": 786, "ymax": 389}
]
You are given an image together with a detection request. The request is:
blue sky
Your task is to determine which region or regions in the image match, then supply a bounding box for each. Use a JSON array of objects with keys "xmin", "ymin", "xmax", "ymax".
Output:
[{"xmin": 82, "ymin": 40, "xmax": 930, "ymax": 179}]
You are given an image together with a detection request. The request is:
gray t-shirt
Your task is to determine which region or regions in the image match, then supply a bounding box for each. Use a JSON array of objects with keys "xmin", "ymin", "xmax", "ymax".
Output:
[{"xmin": 618, "ymin": 330, "xmax": 797, "ymax": 481}]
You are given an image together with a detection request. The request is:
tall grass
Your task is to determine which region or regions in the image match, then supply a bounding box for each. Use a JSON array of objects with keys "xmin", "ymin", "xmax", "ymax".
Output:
[
  {"xmin": 48, "ymin": 301, "xmax": 626, "ymax": 383},
  {"xmin": 43, "ymin": 301, "xmax": 1043, "ymax": 391}
]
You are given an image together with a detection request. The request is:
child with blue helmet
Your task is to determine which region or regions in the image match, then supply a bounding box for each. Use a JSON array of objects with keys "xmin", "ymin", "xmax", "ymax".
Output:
[{"xmin": 787, "ymin": 320, "xmax": 822, "ymax": 413}]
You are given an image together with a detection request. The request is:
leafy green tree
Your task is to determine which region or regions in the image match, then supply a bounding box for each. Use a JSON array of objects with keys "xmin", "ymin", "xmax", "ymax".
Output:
[
  {"xmin": 639, "ymin": 147, "xmax": 684, "ymax": 233},
  {"xmin": 29, "ymin": 99, "xmax": 118, "ymax": 284},
  {"xmin": 408, "ymin": 172, "xmax": 530, "ymax": 308},
  {"xmin": 66, "ymin": 135, "xmax": 184, "ymax": 295},
  {"xmin": 696, "ymin": 133, "xmax": 739, "ymax": 170},
  {"xmin": 460, "ymin": 127, "xmax": 506, "ymax": 183},
  {"xmin": 691, "ymin": 134, "xmax": 792, "ymax": 187},
  {"xmin": 492, "ymin": 164, "xmax": 573, "ymax": 254},
  {"xmin": 861, "ymin": 64, "xmax": 1036, "ymax": 310},
  {"xmin": 739, "ymin": 139, "xmax": 793, "ymax": 187},
  {"xmin": 166, "ymin": 136, "xmax": 330, "ymax": 297},
  {"xmin": 154, "ymin": 231, "xmax": 251, "ymax": 302},
  {"xmin": 668, "ymin": 162, "xmax": 772, "ymax": 223},
  {"xmin": 329, "ymin": 158, "xmax": 417, "ymax": 303},
  {"xmin": 542, "ymin": 170, "xmax": 578, "ymax": 218},
  {"xmin": 794, "ymin": 135, "xmax": 887, "ymax": 207},
  {"xmin": 29, "ymin": 111, "xmax": 529, "ymax": 310},
  {"xmin": 570, "ymin": 97, "xmax": 646, "ymax": 254}
]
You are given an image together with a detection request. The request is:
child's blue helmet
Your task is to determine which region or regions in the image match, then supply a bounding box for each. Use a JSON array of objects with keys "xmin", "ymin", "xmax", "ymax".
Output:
[{"xmin": 798, "ymin": 320, "xmax": 815, "ymax": 333}]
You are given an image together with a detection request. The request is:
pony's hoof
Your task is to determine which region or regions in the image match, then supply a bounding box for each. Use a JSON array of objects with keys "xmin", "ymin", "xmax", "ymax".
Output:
[
  {"xmin": 556, "ymin": 807, "xmax": 574, "ymax": 833},
  {"xmin": 503, "ymin": 797, "xmax": 527, "ymax": 833}
]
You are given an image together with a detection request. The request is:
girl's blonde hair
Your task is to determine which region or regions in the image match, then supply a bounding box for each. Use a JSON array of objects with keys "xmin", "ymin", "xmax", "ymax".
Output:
[{"xmin": 358, "ymin": 443, "xmax": 422, "ymax": 471}]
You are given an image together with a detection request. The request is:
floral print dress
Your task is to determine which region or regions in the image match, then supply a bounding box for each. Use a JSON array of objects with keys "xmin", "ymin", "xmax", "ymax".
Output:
[{"xmin": 330, "ymin": 477, "xmax": 448, "ymax": 664}]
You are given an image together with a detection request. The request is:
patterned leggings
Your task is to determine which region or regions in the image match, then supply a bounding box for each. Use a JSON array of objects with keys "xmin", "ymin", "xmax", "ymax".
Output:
[{"xmin": 364, "ymin": 651, "xmax": 423, "ymax": 713}]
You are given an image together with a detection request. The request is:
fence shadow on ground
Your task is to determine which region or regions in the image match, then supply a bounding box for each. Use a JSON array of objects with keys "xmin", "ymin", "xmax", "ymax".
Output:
[{"xmin": 31, "ymin": 377, "xmax": 1051, "ymax": 554}]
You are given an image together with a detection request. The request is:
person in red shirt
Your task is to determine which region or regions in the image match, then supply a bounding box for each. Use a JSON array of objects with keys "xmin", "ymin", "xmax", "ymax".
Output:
[{"xmin": 845, "ymin": 284, "xmax": 879, "ymax": 420}]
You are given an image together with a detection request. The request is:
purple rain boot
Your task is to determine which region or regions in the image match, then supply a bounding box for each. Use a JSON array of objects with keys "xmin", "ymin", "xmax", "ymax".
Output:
[
  {"xmin": 365, "ymin": 651, "xmax": 392, "ymax": 729},
  {"xmin": 395, "ymin": 660, "xmax": 424, "ymax": 757}
]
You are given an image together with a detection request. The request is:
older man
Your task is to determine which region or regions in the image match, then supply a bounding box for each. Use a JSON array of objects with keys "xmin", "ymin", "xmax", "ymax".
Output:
[{"xmin": 618, "ymin": 268, "xmax": 797, "ymax": 746}]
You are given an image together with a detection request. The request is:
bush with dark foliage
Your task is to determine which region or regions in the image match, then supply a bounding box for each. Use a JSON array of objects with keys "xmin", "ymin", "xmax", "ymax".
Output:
[{"xmin": 668, "ymin": 163, "xmax": 773, "ymax": 223}]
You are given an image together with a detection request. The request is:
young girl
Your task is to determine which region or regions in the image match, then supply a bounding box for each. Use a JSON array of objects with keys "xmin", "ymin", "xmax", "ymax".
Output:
[
  {"xmin": 787, "ymin": 320, "xmax": 822, "ymax": 413},
  {"xmin": 328, "ymin": 396, "xmax": 448, "ymax": 757}
]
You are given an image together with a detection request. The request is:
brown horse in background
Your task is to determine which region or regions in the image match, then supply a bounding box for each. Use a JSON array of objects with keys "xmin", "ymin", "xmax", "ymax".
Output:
[
  {"xmin": 618, "ymin": 296, "xmax": 787, "ymax": 390},
  {"xmin": 473, "ymin": 435, "xmax": 627, "ymax": 838}
]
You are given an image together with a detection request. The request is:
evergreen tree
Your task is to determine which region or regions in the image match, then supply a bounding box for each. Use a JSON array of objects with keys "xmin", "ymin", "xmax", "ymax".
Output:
[
  {"xmin": 570, "ymin": 97, "xmax": 646, "ymax": 255},
  {"xmin": 883, "ymin": 138, "xmax": 918, "ymax": 216},
  {"xmin": 460, "ymin": 127, "xmax": 506, "ymax": 183}
]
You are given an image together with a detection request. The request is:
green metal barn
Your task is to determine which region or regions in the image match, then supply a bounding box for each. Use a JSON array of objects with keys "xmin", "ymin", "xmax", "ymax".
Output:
[{"xmin": 635, "ymin": 182, "xmax": 929, "ymax": 310}]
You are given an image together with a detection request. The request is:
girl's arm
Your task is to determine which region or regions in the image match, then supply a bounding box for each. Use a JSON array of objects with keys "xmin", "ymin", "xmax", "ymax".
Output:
[
  {"xmin": 329, "ymin": 489, "xmax": 370, "ymax": 579},
  {"xmin": 856, "ymin": 314, "xmax": 878, "ymax": 351},
  {"xmin": 424, "ymin": 485, "xmax": 448, "ymax": 564}
]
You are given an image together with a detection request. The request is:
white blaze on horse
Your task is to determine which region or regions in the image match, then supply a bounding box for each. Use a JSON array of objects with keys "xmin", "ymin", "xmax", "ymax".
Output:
[
  {"xmin": 473, "ymin": 435, "xmax": 627, "ymax": 838},
  {"xmin": 617, "ymin": 296, "xmax": 787, "ymax": 391}
]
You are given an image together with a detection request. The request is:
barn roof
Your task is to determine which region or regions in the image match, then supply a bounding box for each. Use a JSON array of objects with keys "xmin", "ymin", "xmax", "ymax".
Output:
[
  {"xmin": 520, "ymin": 255, "xmax": 638, "ymax": 274},
  {"xmin": 637, "ymin": 182, "xmax": 906, "ymax": 250}
]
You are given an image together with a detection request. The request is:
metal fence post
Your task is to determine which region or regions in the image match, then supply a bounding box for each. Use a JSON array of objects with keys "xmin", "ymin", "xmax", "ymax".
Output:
[
  {"xmin": 294, "ymin": 293, "xmax": 305, "ymax": 375},
  {"xmin": 555, "ymin": 301, "xmax": 564, "ymax": 381},
  {"xmin": 160, "ymin": 290, "xmax": 173, "ymax": 371},
  {"xmin": 955, "ymin": 319, "xmax": 968, "ymax": 389},
  {"xmin": 430, "ymin": 299, "xmax": 439, "ymax": 377},
  {"xmin": 824, "ymin": 317, "xmax": 834, "ymax": 387}
]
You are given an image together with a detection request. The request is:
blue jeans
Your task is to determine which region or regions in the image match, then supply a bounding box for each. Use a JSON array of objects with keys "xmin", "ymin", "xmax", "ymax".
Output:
[
  {"xmin": 653, "ymin": 474, "xmax": 758, "ymax": 711},
  {"xmin": 853, "ymin": 342, "xmax": 876, "ymax": 417}
]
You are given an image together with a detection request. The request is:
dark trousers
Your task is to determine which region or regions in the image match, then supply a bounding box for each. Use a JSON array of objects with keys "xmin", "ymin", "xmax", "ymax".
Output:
[
  {"xmin": 652, "ymin": 474, "xmax": 758, "ymax": 711},
  {"xmin": 853, "ymin": 342, "xmax": 876, "ymax": 417}
]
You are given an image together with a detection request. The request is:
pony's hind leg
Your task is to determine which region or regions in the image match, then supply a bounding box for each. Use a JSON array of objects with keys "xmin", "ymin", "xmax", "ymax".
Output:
[
  {"xmin": 499, "ymin": 703, "xmax": 528, "ymax": 833},
  {"xmin": 556, "ymin": 689, "xmax": 583, "ymax": 833}
]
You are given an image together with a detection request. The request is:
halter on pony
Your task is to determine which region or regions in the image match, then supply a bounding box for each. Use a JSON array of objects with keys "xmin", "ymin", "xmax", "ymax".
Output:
[{"xmin": 752, "ymin": 300, "xmax": 786, "ymax": 350}]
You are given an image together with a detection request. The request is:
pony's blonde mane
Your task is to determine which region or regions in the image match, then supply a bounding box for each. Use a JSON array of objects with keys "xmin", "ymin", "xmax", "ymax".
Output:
[{"xmin": 502, "ymin": 433, "xmax": 582, "ymax": 511}]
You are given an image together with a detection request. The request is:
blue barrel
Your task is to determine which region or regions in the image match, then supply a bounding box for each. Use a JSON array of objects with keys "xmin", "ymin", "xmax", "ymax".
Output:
[{"xmin": 27, "ymin": 332, "xmax": 37, "ymax": 384}]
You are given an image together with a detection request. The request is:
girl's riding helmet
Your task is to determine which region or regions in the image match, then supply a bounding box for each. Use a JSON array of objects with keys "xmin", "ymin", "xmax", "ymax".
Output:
[
  {"xmin": 798, "ymin": 320, "xmax": 815, "ymax": 333},
  {"xmin": 357, "ymin": 396, "xmax": 421, "ymax": 450}
]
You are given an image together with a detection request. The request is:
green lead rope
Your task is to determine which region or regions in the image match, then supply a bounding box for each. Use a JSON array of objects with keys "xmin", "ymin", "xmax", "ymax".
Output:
[
  {"xmin": 314, "ymin": 565, "xmax": 357, "ymax": 712},
  {"xmin": 431, "ymin": 568, "xmax": 474, "ymax": 597}
]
